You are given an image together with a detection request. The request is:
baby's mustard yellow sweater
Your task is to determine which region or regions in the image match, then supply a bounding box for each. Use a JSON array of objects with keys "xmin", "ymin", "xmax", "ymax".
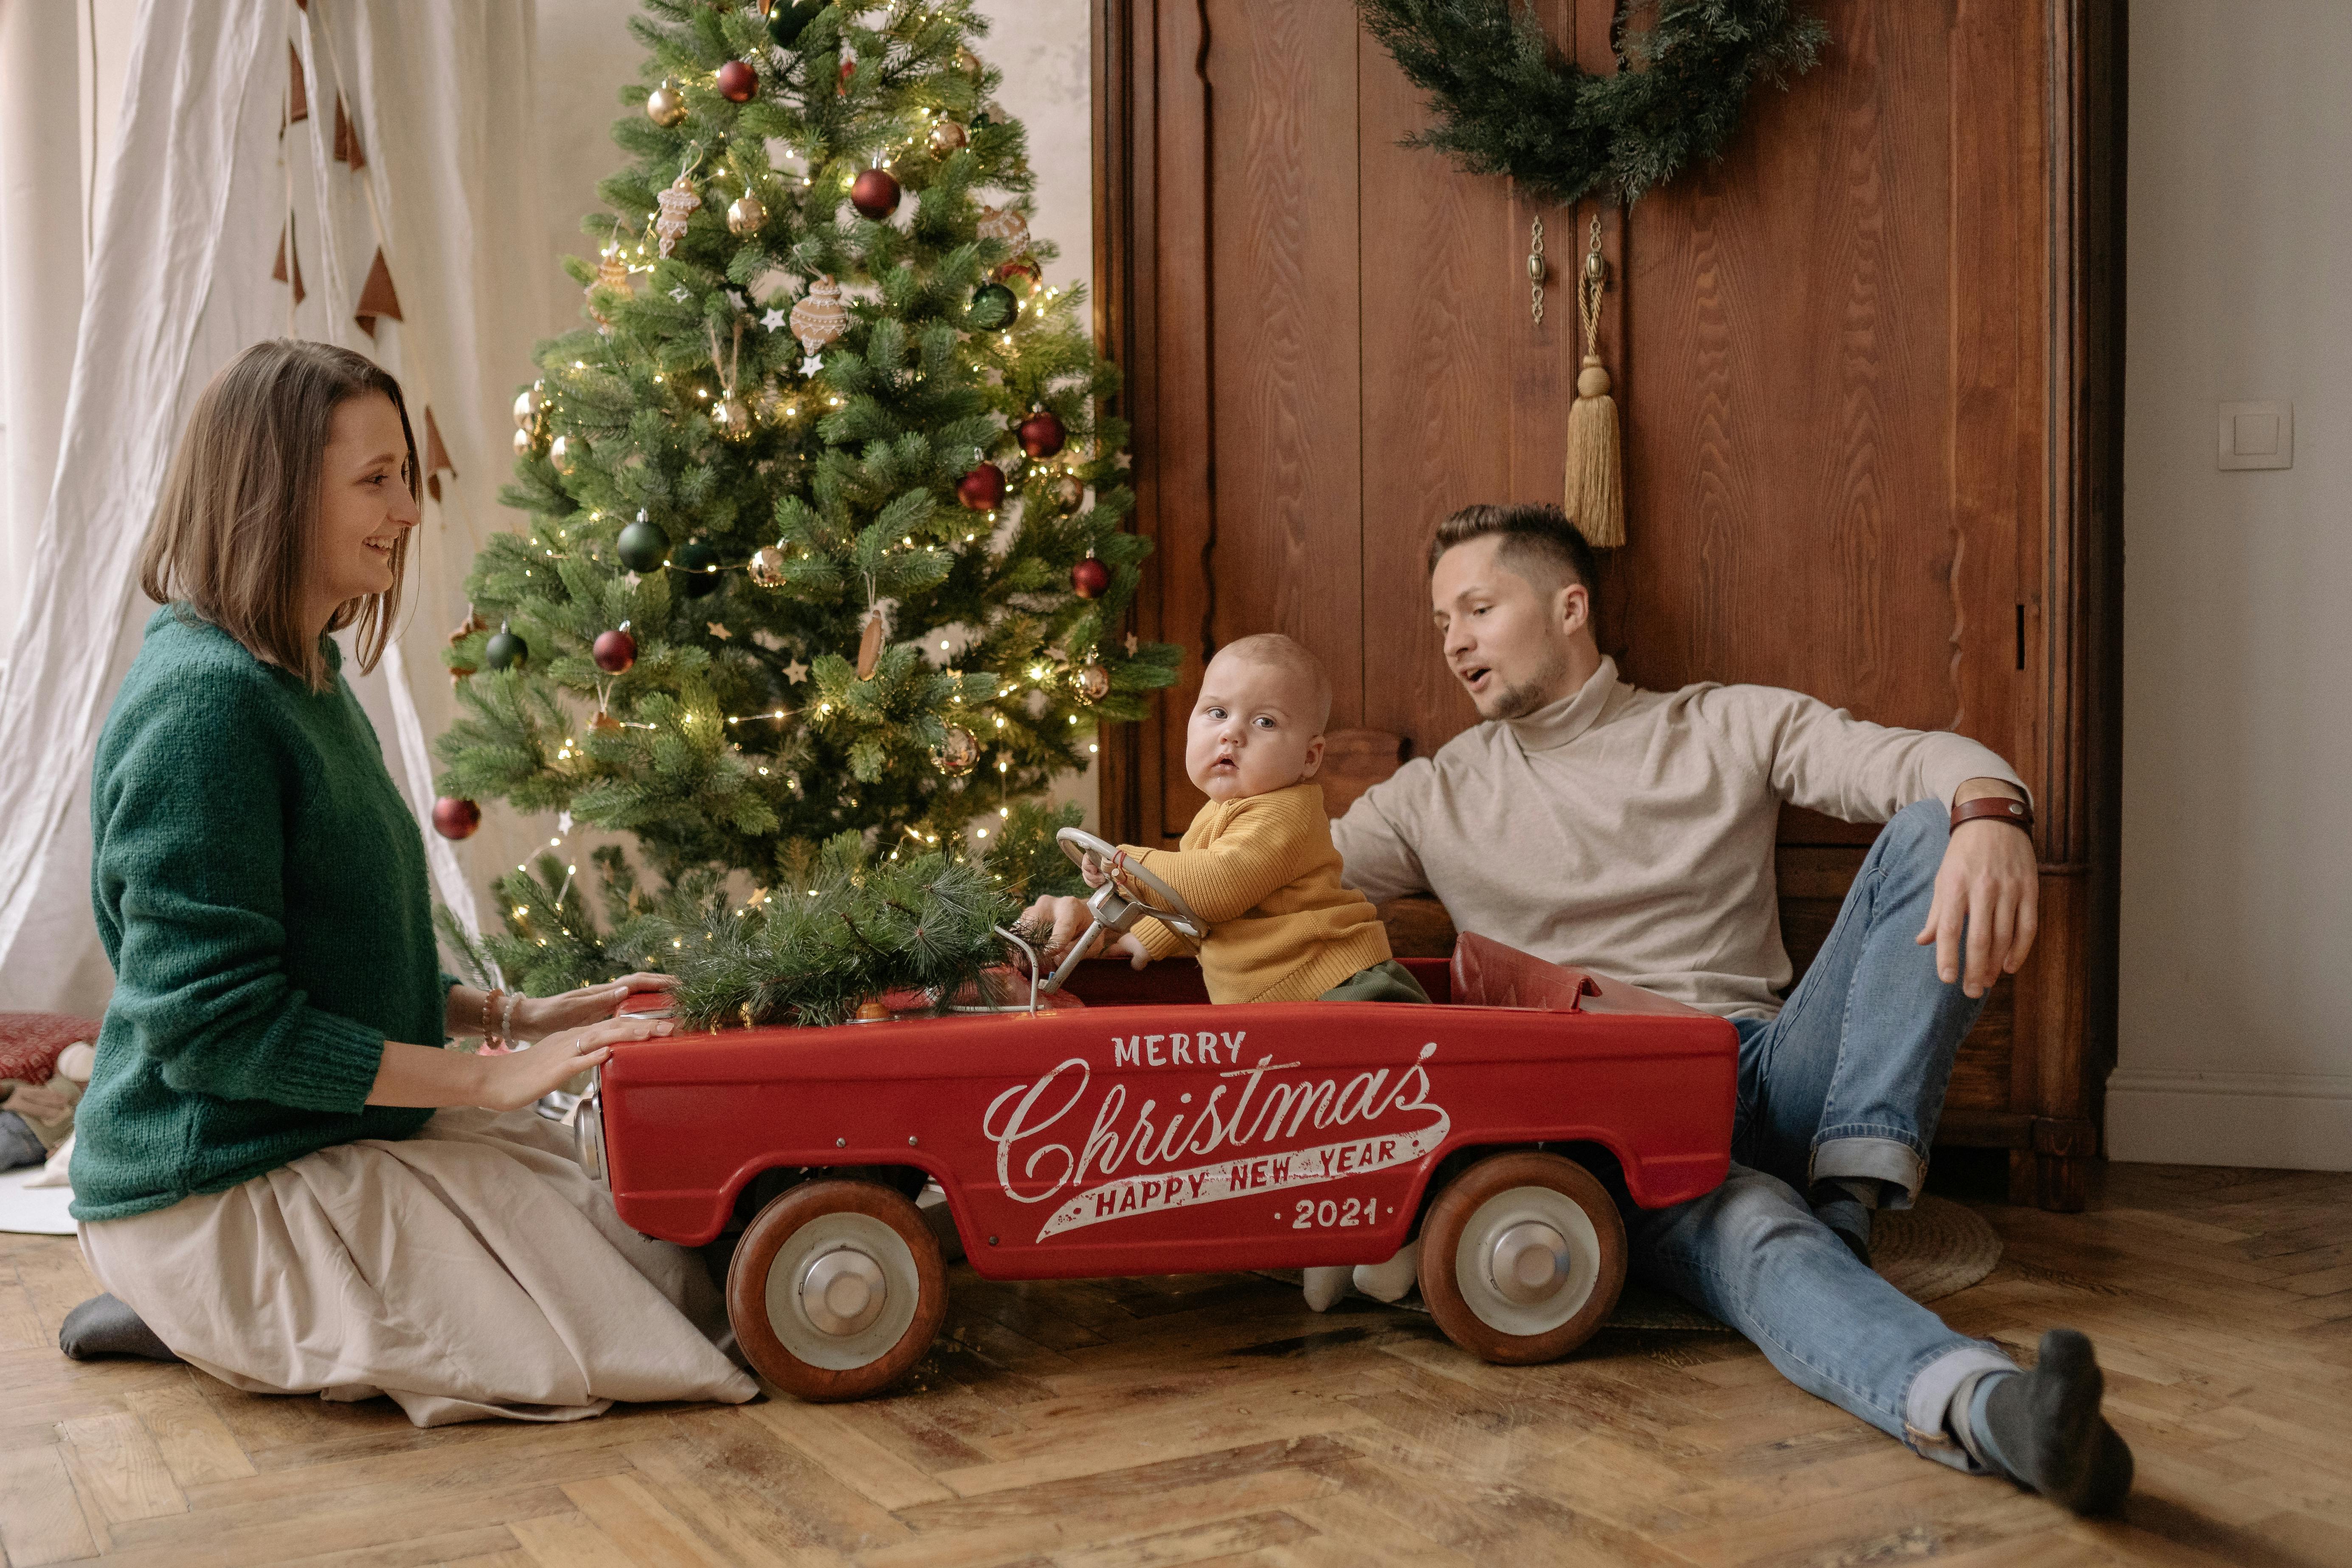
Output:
[{"xmin": 1126, "ymin": 781, "xmax": 1392, "ymax": 1004}]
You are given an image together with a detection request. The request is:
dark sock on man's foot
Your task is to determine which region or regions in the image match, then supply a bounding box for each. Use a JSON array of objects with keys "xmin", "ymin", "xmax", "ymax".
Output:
[
  {"xmin": 1970, "ymin": 1330, "xmax": 2133, "ymax": 1515},
  {"xmin": 1809, "ymin": 1193, "xmax": 1873, "ymax": 1266},
  {"xmin": 58, "ymin": 1295, "xmax": 181, "ymax": 1363},
  {"xmin": 0, "ymin": 1110, "xmax": 45, "ymax": 1170}
]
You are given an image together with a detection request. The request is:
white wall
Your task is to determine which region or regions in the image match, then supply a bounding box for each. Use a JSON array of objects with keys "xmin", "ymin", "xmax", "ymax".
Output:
[{"xmin": 2108, "ymin": 0, "xmax": 2352, "ymax": 1170}]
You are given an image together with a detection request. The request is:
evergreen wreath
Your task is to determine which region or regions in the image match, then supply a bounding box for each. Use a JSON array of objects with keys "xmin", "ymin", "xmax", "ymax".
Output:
[{"xmin": 1357, "ymin": 0, "xmax": 1829, "ymax": 206}]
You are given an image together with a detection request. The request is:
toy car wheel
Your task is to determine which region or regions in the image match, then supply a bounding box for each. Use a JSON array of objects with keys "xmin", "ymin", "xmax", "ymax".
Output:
[
  {"xmin": 1417, "ymin": 1151, "xmax": 1626, "ymax": 1365},
  {"xmin": 727, "ymin": 1178, "xmax": 948, "ymax": 1401}
]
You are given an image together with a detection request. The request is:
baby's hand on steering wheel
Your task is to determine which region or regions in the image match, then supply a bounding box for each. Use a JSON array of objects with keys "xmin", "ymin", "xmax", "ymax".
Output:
[{"xmin": 1080, "ymin": 851, "xmax": 1109, "ymax": 890}]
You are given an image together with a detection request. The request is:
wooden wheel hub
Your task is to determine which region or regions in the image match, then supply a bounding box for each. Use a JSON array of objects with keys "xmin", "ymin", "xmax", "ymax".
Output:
[
  {"xmin": 1418, "ymin": 1151, "xmax": 1627, "ymax": 1365},
  {"xmin": 728, "ymin": 1179, "xmax": 948, "ymax": 1401}
]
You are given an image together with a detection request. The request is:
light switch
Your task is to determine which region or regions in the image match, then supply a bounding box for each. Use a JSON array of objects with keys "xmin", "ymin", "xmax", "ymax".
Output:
[{"xmin": 2218, "ymin": 400, "xmax": 2293, "ymax": 470}]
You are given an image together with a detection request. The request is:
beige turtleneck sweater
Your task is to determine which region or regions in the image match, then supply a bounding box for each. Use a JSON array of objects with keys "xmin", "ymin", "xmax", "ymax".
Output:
[{"xmin": 1330, "ymin": 658, "xmax": 2026, "ymax": 1020}]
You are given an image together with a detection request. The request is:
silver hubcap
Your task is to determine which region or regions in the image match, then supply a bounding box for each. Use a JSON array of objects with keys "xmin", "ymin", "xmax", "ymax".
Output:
[
  {"xmin": 1489, "ymin": 1221, "xmax": 1570, "ymax": 1304},
  {"xmin": 799, "ymin": 1247, "xmax": 888, "ymax": 1336},
  {"xmin": 1450, "ymin": 1183, "xmax": 1604, "ymax": 1337},
  {"xmin": 764, "ymin": 1209, "xmax": 925, "ymax": 1371}
]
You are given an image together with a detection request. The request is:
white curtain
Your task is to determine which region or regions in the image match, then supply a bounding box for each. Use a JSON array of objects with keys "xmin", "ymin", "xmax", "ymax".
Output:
[{"xmin": 0, "ymin": 0, "xmax": 553, "ymax": 1014}]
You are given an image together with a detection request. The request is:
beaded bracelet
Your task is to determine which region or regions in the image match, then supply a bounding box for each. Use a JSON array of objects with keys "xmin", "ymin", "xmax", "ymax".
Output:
[{"xmin": 482, "ymin": 987, "xmax": 506, "ymax": 1050}]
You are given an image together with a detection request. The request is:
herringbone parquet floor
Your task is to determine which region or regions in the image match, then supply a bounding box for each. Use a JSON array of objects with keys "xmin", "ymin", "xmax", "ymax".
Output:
[{"xmin": 3, "ymin": 1161, "xmax": 2348, "ymax": 1568}]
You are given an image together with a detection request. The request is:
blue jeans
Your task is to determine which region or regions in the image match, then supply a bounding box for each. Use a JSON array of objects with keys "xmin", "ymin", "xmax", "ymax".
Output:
[{"xmin": 1623, "ymin": 801, "xmax": 2015, "ymax": 1469}]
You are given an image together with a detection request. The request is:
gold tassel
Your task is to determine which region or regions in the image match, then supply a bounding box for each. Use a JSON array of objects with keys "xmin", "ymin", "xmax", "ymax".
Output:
[{"xmin": 1564, "ymin": 216, "xmax": 1625, "ymax": 549}]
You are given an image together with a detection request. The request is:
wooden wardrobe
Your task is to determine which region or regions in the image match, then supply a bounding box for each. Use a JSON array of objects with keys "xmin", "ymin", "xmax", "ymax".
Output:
[{"xmin": 1088, "ymin": 0, "xmax": 2124, "ymax": 1210}]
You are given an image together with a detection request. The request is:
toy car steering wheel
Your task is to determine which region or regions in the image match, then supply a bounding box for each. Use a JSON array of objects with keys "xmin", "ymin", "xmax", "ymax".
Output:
[{"xmin": 1033, "ymin": 827, "xmax": 1208, "ymax": 994}]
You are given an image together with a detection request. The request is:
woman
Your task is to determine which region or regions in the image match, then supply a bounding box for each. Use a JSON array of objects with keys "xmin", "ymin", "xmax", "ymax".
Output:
[{"xmin": 68, "ymin": 340, "xmax": 758, "ymax": 1425}]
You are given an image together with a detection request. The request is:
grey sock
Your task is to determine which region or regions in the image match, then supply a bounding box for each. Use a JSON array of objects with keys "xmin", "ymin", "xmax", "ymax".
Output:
[
  {"xmin": 1963, "ymin": 1330, "xmax": 2133, "ymax": 1515},
  {"xmin": 1824, "ymin": 1176, "xmax": 1882, "ymax": 1209},
  {"xmin": 58, "ymin": 1295, "xmax": 181, "ymax": 1363},
  {"xmin": 0, "ymin": 1111, "xmax": 45, "ymax": 1171},
  {"xmin": 1808, "ymin": 1179, "xmax": 1877, "ymax": 1264}
]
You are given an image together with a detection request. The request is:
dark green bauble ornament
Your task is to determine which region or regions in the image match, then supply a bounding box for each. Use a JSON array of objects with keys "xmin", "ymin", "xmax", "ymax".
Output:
[
  {"xmin": 674, "ymin": 539, "xmax": 722, "ymax": 597},
  {"xmin": 616, "ymin": 514, "xmax": 671, "ymax": 574},
  {"xmin": 766, "ymin": 0, "xmax": 825, "ymax": 49},
  {"xmin": 485, "ymin": 622, "xmax": 529, "ymax": 672},
  {"xmin": 971, "ymin": 105, "xmax": 996, "ymax": 131},
  {"xmin": 969, "ymin": 282, "xmax": 1016, "ymax": 326}
]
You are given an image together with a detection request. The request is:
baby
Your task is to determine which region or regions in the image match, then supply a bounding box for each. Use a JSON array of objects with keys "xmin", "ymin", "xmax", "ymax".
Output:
[{"xmin": 1074, "ymin": 633, "xmax": 1426, "ymax": 1007}]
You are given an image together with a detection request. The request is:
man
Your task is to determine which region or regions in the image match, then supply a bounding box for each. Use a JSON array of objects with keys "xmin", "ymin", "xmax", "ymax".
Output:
[{"xmin": 1031, "ymin": 503, "xmax": 2130, "ymax": 1514}]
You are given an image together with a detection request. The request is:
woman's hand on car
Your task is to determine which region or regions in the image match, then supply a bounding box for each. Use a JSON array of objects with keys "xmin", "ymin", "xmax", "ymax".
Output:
[
  {"xmin": 515, "ymin": 972, "xmax": 674, "ymax": 1040},
  {"xmin": 474, "ymin": 1015, "xmax": 674, "ymax": 1112}
]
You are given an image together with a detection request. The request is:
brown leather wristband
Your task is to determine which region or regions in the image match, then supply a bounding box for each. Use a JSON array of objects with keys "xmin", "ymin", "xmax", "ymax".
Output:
[{"xmin": 1951, "ymin": 795, "xmax": 2033, "ymax": 835}]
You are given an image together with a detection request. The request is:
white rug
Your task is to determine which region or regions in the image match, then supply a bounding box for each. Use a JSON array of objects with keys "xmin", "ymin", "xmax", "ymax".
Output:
[{"xmin": 0, "ymin": 1165, "xmax": 77, "ymax": 1235}]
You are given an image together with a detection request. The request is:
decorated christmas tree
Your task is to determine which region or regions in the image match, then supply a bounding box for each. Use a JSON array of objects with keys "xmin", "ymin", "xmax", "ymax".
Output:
[{"xmin": 434, "ymin": 0, "xmax": 1174, "ymax": 1005}]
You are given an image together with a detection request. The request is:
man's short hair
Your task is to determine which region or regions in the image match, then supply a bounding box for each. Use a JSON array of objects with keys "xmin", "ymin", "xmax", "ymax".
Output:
[
  {"xmin": 1425, "ymin": 502, "xmax": 1598, "ymax": 597},
  {"xmin": 1213, "ymin": 632, "xmax": 1333, "ymax": 732}
]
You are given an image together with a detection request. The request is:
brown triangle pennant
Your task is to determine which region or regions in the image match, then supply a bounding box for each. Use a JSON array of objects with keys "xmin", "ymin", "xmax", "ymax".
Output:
[
  {"xmin": 422, "ymin": 409, "xmax": 457, "ymax": 504},
  {"xmin": 286, "ymin": 43, "xmax": 308, "ymax": 128},
  {"xmin": 353, "ymin": 248, "xmax": 401, "ymax": 338},
  {"xmin": 333, "ymin": 94, "xmax": 365, "ymax": 169},
  {"xmin": 272, "ymin": 222, "xmax": 306, "ymax": 305}
]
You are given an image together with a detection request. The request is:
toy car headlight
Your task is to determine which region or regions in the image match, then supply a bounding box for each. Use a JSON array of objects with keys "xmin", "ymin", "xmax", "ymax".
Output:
[{"xmin": 575, "ymin": 1066, "xmax": 605, "ymax": 1183}]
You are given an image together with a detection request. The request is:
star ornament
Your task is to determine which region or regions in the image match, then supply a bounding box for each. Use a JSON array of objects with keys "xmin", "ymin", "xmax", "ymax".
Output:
[
  {"xmin": 707, "ymin": 621, "xmax": 734, "ymax": 640},
  {"xmin": 669, "ymin": 284, "xmax": 692, "ymax": 304},
  {"xmin": 800, "ymin": 354, "xmax": 825, "ymax": 375},
  {"xmin": 761, "ymin": 306, "xmax": 789, "ymax": 332},
  {"xmin": 783, "ymin": 658, "xmax": 810, "ymax": 684}
]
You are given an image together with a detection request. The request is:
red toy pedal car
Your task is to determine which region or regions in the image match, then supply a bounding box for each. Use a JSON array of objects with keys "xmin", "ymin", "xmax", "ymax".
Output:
[{"xmin": 583, "ymin": 833, "xmax": 1737, "ymax": 1400}]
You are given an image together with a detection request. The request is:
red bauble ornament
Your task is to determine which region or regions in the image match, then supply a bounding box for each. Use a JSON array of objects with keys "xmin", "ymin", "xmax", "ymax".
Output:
[
  {"xmin": 715, "ymin": 59, "xmax": 757, "ymax": 103},
  {"xmin": 850, "ymin": 168, "xmax": 900, "ymax": 221},
  {"xmin": 1017, "ymin": 409, "xmax": 1067, "ymax": 459},
  {"xmin": 1071, "ymin": 555, "xmax": 1111, "ymax": 600},
  {"xmin": 432, "ymin": 797, "xmax": 482, "ymax": 840},
  {"xmin": 957, "ymin": 463, "xmax": 1007, "ymax": 511},
  {"xmin": 593, "ymin": 627, "xmax": 637, "ymax": 673}
]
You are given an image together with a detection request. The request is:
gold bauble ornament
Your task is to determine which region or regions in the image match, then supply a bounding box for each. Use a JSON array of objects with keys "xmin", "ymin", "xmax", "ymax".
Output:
[
  {"xmin": 1078, "ymin": 662, "xmax": 1111, "ymax": 703},
  {"xmin": 934, "ymin": 724, "xmax": 981, "ymax": 776},
  {"xmin": 549, "ymin": 434, "xmax": 575, "ymax": 474},
  {"xmin": 748, "ymin": 544, "xmax": 788, "ymax": 587},
  {"xmin": 512, "ymin": 426, "xmax": 535, "ymax": 456},
  {"xmin": 789, "ymin": 274, "xmax": 850, "ymax": 357},
  {"xmin": 952, "ymin": 45, "xmax": 983, "ymax": 80},
  {"xmin": 512, "ymin": 383, "xmax": 543, "ymax": 428},
  {"xmin": 646, "ymin": 80, "xmax": 687, "ymax": 128},
  {"xmin": 927, "ymin": 118, "xmax": 968, "ymax": 155},
  {"xmin": 713, "ymin": 396, "xmax": 752, "ymax": 440},
  {"xmin": 726, "ymin": 191, "xmax": 767, "ymax": 237}
]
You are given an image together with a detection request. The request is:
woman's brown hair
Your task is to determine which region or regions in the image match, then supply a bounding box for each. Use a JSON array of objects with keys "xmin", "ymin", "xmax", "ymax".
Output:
[{"xmin": 138, "ymin": 339, "xmax": 419, "ymax": 692}]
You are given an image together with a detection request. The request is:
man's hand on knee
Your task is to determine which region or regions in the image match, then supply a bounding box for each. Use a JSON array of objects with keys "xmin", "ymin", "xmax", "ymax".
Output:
[{"xmin": 1916, "ymin": 780, "xmax": 2039, "ymax": 998}]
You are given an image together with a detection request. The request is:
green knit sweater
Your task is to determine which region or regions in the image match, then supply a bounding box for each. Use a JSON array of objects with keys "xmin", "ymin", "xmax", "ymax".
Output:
[{"xmin": 70, "ymin": 608, "xmax": 443, "ymax": 1222}]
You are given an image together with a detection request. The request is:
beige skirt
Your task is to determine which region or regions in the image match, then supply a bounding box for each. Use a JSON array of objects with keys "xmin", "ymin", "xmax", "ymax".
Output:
[{"xmin": 78, "ymin": 1106, "xmax": 760, "ymax": 1427}]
